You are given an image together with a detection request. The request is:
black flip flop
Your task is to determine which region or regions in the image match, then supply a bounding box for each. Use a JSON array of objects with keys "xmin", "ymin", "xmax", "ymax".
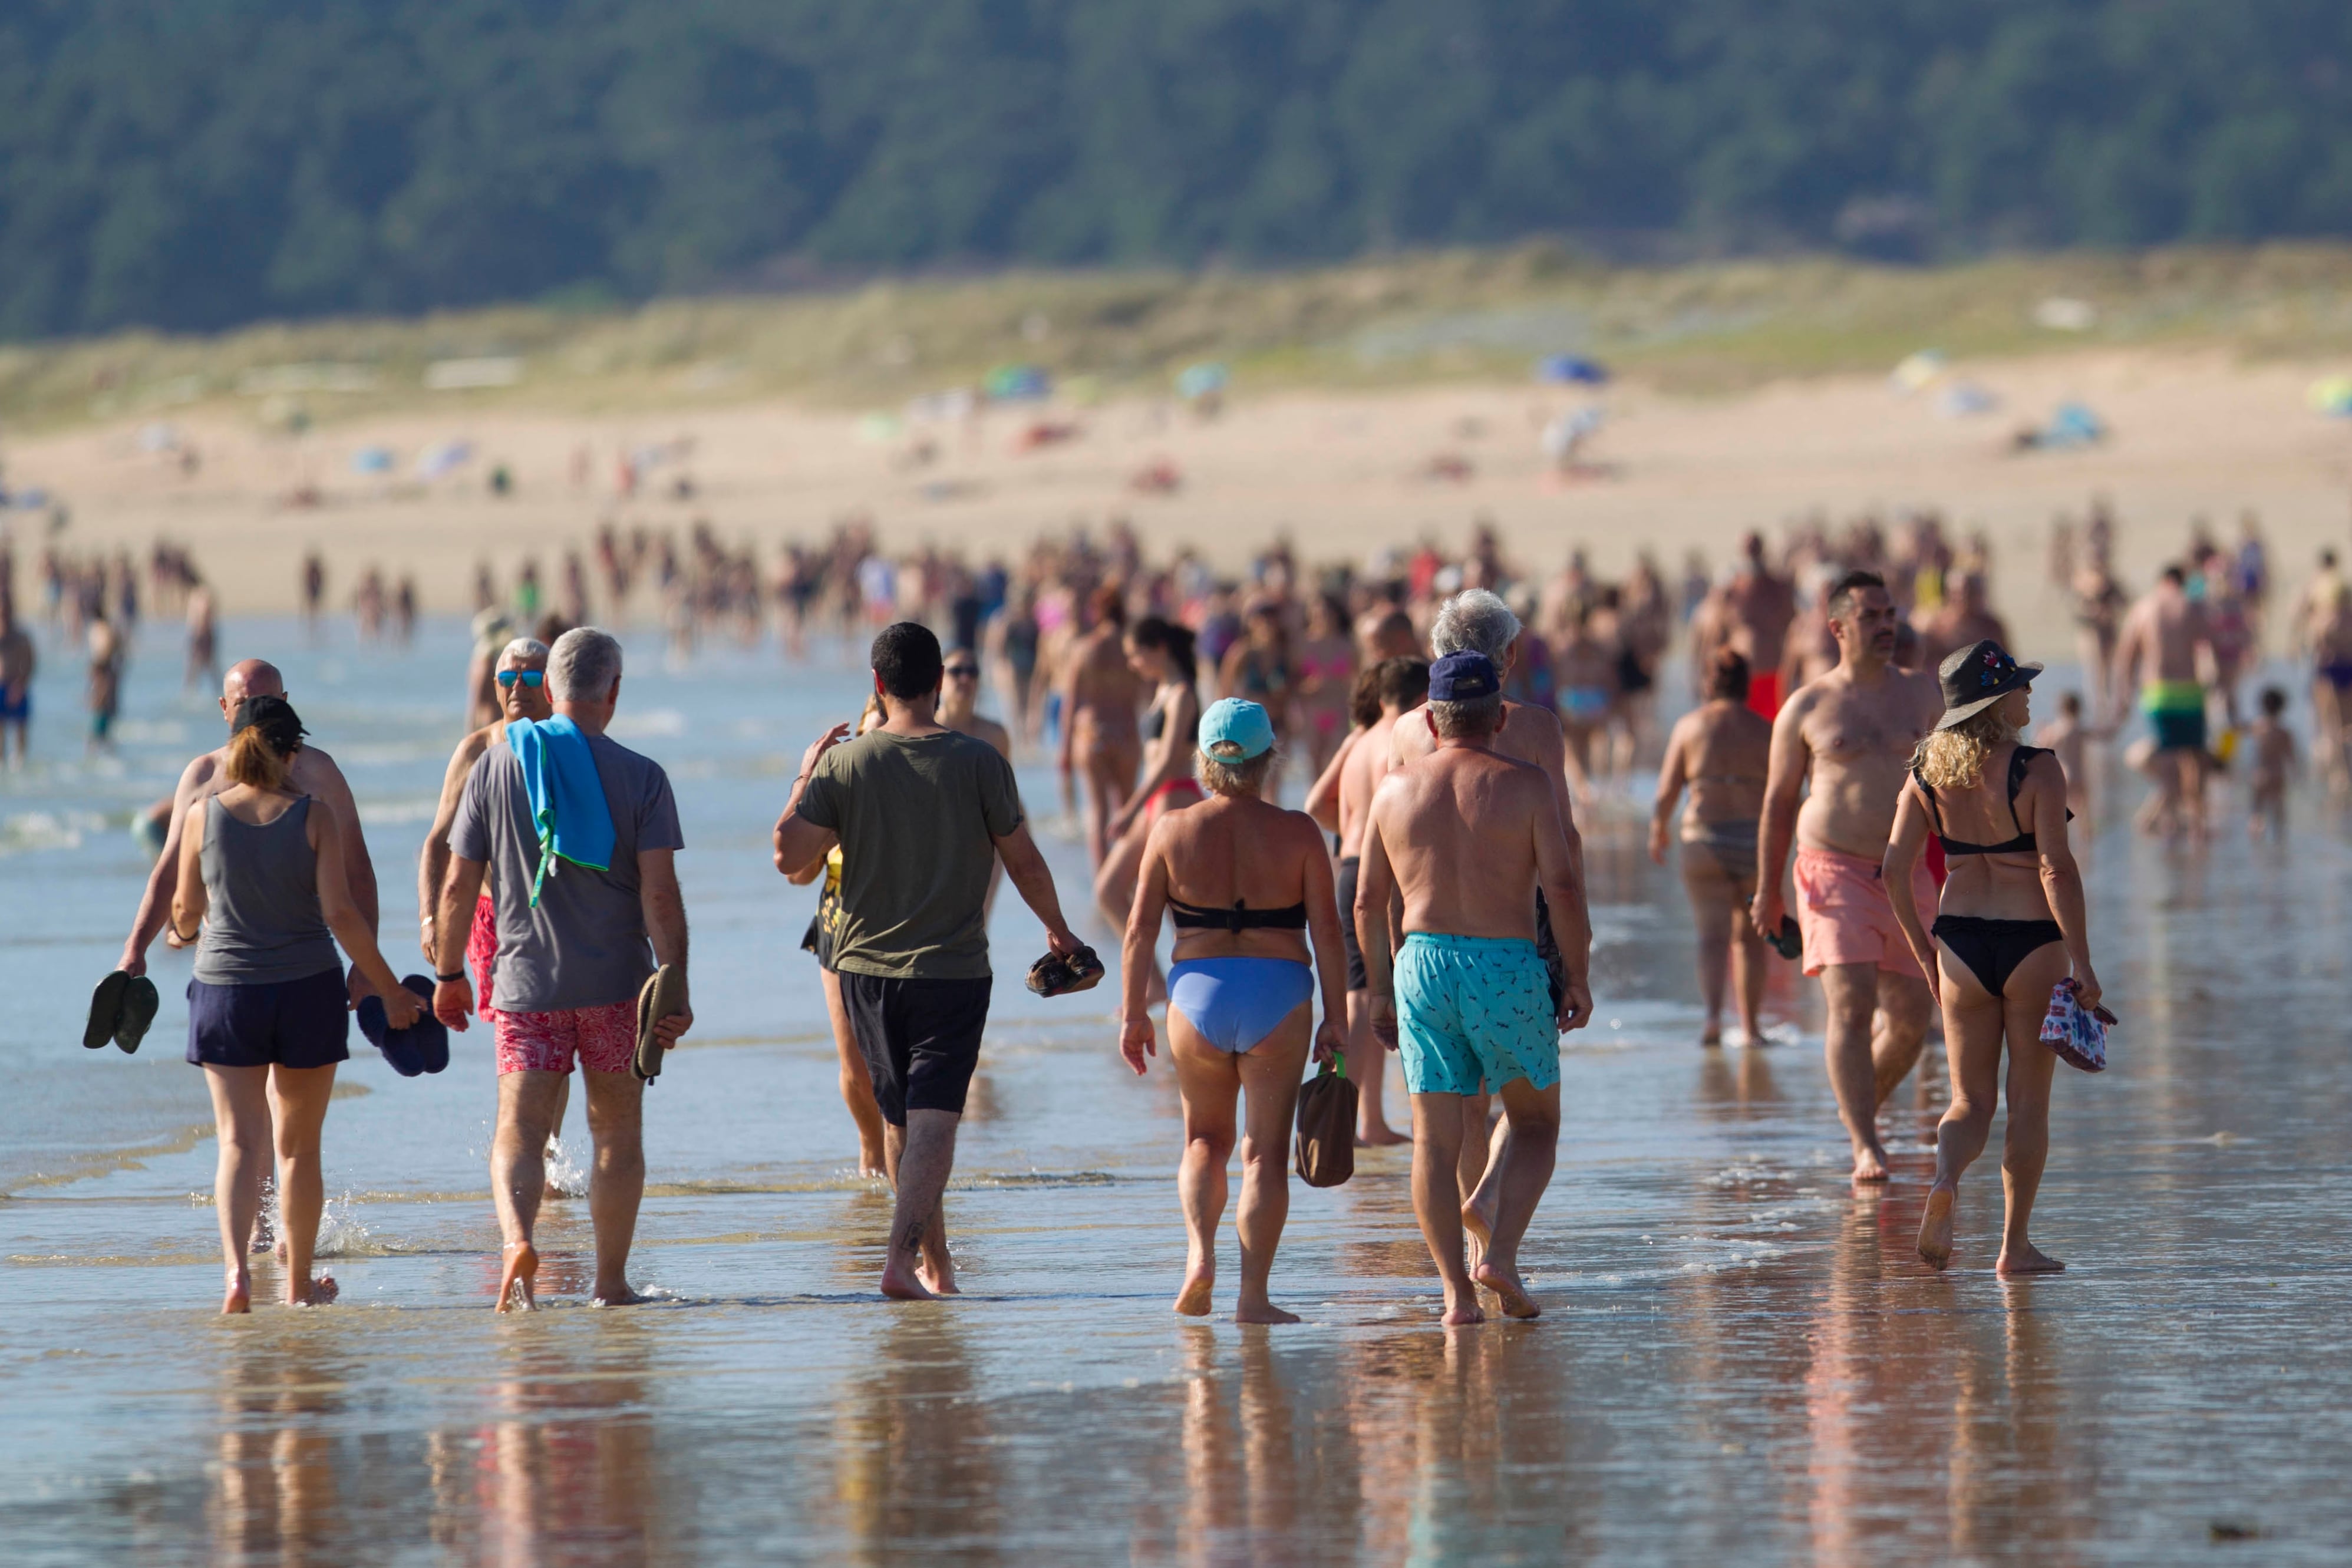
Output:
[
  {"xmin": 1766, "ymin": 916, "xmax": 1803, "ymax": 962},
  {"xmin": 114, "ymin": 976, "xmax": 160, "ymax": 1054},
  {"xmin": 357, "ymin": 975, "xmax": 448, "ymax": 1077},
  {"xmin": 1025, "ymin": 944, "xmax": 1106, "ymax": 998},
  {"xmin": 635, "ymin": 964, "xmax": 684, "ymax": 1082},
  {"xmin": 85, "ymin": 971, "xmax": 131, "ymax": 1050}
]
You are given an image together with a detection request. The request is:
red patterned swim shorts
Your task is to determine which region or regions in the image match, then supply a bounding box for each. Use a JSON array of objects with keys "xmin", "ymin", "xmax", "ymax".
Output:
[
  {"xmin": 493, "ymin": 998, "xmax": 636, "ymax": 1076},
  {"xmin": 467, "ymin": 893, "xmax": 500, "ymax": 1022}
]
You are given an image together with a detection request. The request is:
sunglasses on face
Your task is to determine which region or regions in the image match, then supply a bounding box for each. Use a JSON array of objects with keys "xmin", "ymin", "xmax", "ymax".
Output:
[
  {"xmin": 497, "ymin": 669, "xmax": 546, "ymax": 689},
  {"xmin": 944, "ymin": 665, "xmax": 980, "ymax": 679}
]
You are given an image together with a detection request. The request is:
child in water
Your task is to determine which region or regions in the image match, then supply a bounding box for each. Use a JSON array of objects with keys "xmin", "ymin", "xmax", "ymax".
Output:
[
  {"xmin": 2034, "ymin": 689, "xmax": 2092, "ymax": 827},
  {"xmin": 2247, "ymin": 685, "xmax": 2298, "ymax": 841}
]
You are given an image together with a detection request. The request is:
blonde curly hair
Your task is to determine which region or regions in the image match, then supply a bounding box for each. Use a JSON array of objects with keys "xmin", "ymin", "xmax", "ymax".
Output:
[{"xmin": 1911, "ymin": 703, "xmax": 2018, "ymax": 790}]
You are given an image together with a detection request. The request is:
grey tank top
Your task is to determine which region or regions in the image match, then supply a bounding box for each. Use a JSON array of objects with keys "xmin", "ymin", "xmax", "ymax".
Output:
[{"xmin": 192, "ymin": 794, "xmax": 341, "ymax": 986}]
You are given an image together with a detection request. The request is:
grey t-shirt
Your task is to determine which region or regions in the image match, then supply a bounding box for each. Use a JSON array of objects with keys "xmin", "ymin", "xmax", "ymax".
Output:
[
  {"xmin": 797, "ymin": 727, "xmax": 1022, "ymax": 980},
  {"xmin": 449, "ymin": 731, "xmax": 684, "ymax": 1012}
]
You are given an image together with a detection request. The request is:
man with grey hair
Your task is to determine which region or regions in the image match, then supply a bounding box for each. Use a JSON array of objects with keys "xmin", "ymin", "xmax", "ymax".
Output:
[
  {"xmin": 1358, "ymin": 651, "xmax": 1591, "ymax": 1325},
  {"xmin": 1390, "ymin": 588, "xmax": 1584, "ymax": 1214},
  {"xmin": 433, "ymin": 626, "xmax": 692, "ymax": 1310}
]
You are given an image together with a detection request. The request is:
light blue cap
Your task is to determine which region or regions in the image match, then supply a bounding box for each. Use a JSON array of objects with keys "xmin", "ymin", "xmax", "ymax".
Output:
[{"xmin": 1199, "ymin": 698, "xmax": 1275, "ymax": 761}]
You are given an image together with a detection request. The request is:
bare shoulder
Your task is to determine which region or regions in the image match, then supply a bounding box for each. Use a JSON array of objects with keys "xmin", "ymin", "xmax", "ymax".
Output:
[
  {"xmin": 1505, "ymin": 701, "xmax": 1565, "ymax": 744},
  {"xmin": 176, "ymin": 748, "xmax": 226, "ymax": 805},
  {"xmin": 1899, "ymin": 667, "xmax": 1944, "ymax": 718},
  {"xmin": 293, "ymin": 743, "xmax": 352, "ymax": 793}
]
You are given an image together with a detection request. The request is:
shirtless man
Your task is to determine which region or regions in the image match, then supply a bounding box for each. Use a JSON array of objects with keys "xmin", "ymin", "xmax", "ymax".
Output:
[
  {"xmin": 1390, "ymin": 590, "xmax": 1584, "ymax": 1194},
  {"xmin": 120, "ymin": 659, "xmax": 381, "ymax": 1002},
  {"xmin": 1703, "ymin": 533, "xmax": 1799, "ymax": 719},
  {"xmin": 1320, "ymin": 656, "xmax": 1429, "ymax": 1145},
  {"xmin": 1751, "ymin": 572, "xmax": 1942, "ymax": 1182},
  {"xmin": 2112, "ymin": 565, "xmax": 2213, "ymax": 836},
  {"xmin": 1357, "ymin": 651, "xmax": 1591, "ymax": 1325}
]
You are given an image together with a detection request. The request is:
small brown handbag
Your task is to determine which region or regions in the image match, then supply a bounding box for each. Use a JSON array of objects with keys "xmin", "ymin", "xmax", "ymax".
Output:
[{"xmin": 1293, "ymin": 1055, "xmax": 1357, "ymax": 1188}]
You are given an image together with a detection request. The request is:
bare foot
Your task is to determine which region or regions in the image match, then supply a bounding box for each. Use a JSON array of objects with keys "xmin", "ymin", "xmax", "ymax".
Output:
[
  {"xmin": 496, "ymin": 1242, "xmax": 539, "ymax": 1313},
  {"xmin": 1917, "ymin": 1184, "xmax": 1955, "ymax": 1269},
  {"xmin": 1356, "ymin": 1124, "xmax": 1408, "ymax": 1148},
  {"xmin": 1473, "ymin": 1261, "xmax": 1541, "ymax": 1319},
  {"xmin": 1460, "ymin": 1194, "xmax": 1497, "ymax": 1276},
  {"xmin": 1997, "ymin": 1242, "xmax": 2066, "ymax": 1276},
  {"xmin": 918, "ymin": 1256, "xmax": 961, "ymax": 1296},
  {"xmin": 1440, "ymin": 1290, "xmax": 1486, "ymax": 1327},
  {"xmin": 1700, "ymin": 1021, "xmax": 1721, "ymax": 1047},
  {"xmin": 592, "ymin": 1283, "xmax": 643, "ymax": 1306},
  {"xmin": 1852, "ymin": 1145, "xmax": 1891, "ymax": 1183},
  {"xmin": 1235, "ymin": 1299, "xmax": 1301, "ymax": 1325},
  {"xmin": 858, "ymin": 1149, "xmax": 888, "ymax": 1181},
  {"xmin": 291, "ymin": 1273, "xmax": 338, "ymax": 1306},
  {"xmin": 1173, "ymin": 1270, "xmax": 1214, "ymax": 1317},
  {"xmin": 222, "ymin": 1275, "xmax": 251, "ymax": 1315},
  {"xmin": 879, "ymin": 1260, "xmax": 939, "ymax": 1301}
]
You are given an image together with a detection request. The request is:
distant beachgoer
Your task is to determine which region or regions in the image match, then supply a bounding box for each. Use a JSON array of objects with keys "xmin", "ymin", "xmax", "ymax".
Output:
[
  {"xmin": 1699, "ymin": 533, "xmax": 1798, "ymax": 719},
  {"xmin": 433, "ymin": 628, "xmax": 692, "ymax": 1310},
  {"xmin": 2246, "ymin": 686, "xmax": 2298, "ymax": 841},
  {"xmin": 1117, "ymin": 698, "xmax": 1348, "ymax": 1323},
  {"xmin": 1649, "ymin": 649, "xmax": 1773, "ymax": 1047},
  {"xmin": 184, "ymin": 581, "xmax": 217, "ymax": 691},
  {"xmin": 786, "ymin": 697, "xmax": 890, "ymax": 1178},
  {"xmin": 301, "ymin": 553, "xmax": 326, "ymax": 633},
  {"xmin": 1358, "ymin": 652, "xmax": 1592, "ymax": 1325},
  {"xmin": 1094, "ymin": 618, "xmax": 1205, "ymax": 975},
  {"xmin": 1057, "ymin": 585, "xmax": 1144, "ymax": 866},
  {"xmin": 2112, "ymin": 565, "xmax": 2213, "ymax": 837},
  {"xmin": 1753, "ymin": 571, "xmax": 1942, "ymax": 1183},
  {"xmin": 0, "ymin": 593, "xmax": 35, "ymax": 766},
  {"xmin": 2033, "ymin": 690, "xmax": 2093, "ymax": 837},
  {"xmin": 772, "ymin": 621, "xmax": 1083, "ymax": 1300},
  {"xmin": 1325, "ymin": 657, "xmax": 1429, "ymax": 1145},
  {"xmin": 1292, "ymin": 594, "xmax": 1355, "ymax": 779},
  {"xmin": 1885, "ymin": 642, "xmax": 2094, "ymax": 1275},
  {"xmin": 169, "ymin": 695, "xmax": 422, "ymax": 1312},
  {"xmin": 86, "ymin": 612, "xmax": 124, "ymax": 752},
  {"xmin": 2297, "ymin": 550, "xmax": 2352, "ymax": 795}
]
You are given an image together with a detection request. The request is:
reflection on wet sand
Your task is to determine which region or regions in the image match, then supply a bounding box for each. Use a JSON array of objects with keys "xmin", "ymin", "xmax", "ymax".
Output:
[
  {"xmin": 429, "ymin": 1321, "xmax": 661, "ymax": 1567},
  {"xmin": 210, "ymin": 1331, "xmax": 355, "ymax": 1563},
  {"xmin": 830, "ymin": 1313, "xmax": 1002, "ymax": 1563}
]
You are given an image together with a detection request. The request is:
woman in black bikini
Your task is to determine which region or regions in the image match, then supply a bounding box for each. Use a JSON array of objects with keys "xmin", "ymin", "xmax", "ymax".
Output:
[{"xmin": 1885, "ymin": 639, "xmax": 2102, "ymax": 1277}]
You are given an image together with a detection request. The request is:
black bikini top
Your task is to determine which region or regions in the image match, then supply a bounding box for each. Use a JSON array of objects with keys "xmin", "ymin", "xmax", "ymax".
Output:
[
  {"xmin": 1144, "ymin": 695, "xmax": 1198, "ymax": 747},
  {"xmin": 1914, "ymin": 745, "xmax": 2070, "ymax": 856},
  {"xmin": 1168, "ymin": 896, "xmax": 1308, "ymax": 932}
]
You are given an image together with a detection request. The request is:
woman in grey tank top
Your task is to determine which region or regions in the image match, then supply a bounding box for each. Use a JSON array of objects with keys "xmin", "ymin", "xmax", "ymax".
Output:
[{"xmin": 168, "ymin": 696, "xmax": 420, "ymax": 1313}]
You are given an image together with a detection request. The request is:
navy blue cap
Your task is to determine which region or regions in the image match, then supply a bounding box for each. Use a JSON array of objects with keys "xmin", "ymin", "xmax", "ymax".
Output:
[
  {"xmin": 1428, "ymin": 651, "xmax": 1500, "ymax": 702},
  {"xmin": 358, "ymin": 974, "xmax": 450, "ymax": 1077}
]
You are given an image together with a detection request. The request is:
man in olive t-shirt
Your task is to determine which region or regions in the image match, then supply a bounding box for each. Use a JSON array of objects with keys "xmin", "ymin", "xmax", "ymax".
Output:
[{"xmin": 774, "ymin": 621, "xmax": 1081, "ymax": 1302}]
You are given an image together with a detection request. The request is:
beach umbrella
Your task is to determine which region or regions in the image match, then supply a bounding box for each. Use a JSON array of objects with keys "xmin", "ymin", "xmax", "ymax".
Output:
[
  {"xmin": 1535, "ymin": 354, "xmax": 1609, "ymax": 385},
  {"xmin": 417, "ymin": 440, "xmax": 474, "ymax": 480},
  {"xmin": 2309, "ymin": 377, "xmax": 2352, "ymax": 417},
  {"xmin": 1176, "ymin": 362, "xmax": 1229, "ymax": 400},
  {"xmin": 350, "ymin": 445, "xmax": 395, "ymax": 474},
  {"xmin": 984, "ymin": 364, "xmax": 1051, "ymax": 401}
]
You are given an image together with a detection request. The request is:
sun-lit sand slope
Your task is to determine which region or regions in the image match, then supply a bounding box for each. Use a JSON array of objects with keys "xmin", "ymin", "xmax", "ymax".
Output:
[{"xmin": 17, "ymin": 344, "xmax": 2349, "ymax": 655}]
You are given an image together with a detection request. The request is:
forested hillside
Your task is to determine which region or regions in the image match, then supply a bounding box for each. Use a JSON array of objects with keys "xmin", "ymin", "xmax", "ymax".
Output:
[{"xmin": 4, "ymin": 1, "xmax": 2350, "ymax": 338}]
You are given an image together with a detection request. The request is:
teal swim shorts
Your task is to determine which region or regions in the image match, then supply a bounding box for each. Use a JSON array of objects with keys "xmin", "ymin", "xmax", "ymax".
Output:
[{"xmin": 1393, "ymin": 932, "xmax": 1559, "ymax": 1096}]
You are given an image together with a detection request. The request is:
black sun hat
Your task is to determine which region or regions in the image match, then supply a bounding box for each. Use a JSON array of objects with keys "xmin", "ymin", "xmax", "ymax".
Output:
[{"xmin": 1935, "ymin": 639, "xmax": 2043, "ymax": 729}]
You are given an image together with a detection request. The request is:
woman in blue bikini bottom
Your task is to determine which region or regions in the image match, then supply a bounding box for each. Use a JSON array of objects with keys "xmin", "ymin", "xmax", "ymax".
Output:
[{"xmin": 1118, "ymin": 699, "xmax": 1351, "ymax": 1325}]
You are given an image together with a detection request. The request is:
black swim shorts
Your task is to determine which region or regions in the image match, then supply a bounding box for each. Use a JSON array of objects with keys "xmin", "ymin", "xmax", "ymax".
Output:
[
  {"xmin": 1336, "ymin": 855, "xmax": 1368, "ymax": 992},
  {"xmin": 185, "ymin": 968, "xmax": 351, "ymax": 1070},
  {"xmin": 840, "ymin": 972, "xmax": 992, "ymax": 1125}
]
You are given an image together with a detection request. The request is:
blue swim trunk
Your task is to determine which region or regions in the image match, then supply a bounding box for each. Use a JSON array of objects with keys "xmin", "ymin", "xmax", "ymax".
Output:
[{"xmin": 1394, "ymin": 932, "xmax": 1558, "ymax": 1096}]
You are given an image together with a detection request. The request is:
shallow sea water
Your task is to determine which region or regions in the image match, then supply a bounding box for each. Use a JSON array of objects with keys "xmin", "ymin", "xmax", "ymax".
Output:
[{"xmin": 4, "ymin": 618, "xmax": 2350, "ymax": 1564}]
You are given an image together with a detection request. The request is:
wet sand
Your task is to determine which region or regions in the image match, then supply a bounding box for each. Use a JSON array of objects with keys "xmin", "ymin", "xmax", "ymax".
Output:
[{"xmin": 5, "ymin": 620, "xmax": 2352, "ymax": 1562}]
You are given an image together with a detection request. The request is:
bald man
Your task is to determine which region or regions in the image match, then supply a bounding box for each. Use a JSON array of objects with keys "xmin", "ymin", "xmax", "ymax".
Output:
[{"xmin": 118, "ymin": 659, "xmax": 380, "ymax": 999}]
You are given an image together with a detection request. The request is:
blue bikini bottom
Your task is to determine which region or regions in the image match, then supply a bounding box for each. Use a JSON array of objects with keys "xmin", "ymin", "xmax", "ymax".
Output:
[{"xmin": 1167, "ymin": 957, "xmax": 1314, "ymax": 1054}]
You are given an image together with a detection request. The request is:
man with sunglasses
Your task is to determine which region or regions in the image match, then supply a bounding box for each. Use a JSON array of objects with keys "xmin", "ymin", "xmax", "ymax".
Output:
[{"xmin": 421, "ymin": 639, "xmax": 553, "ymax": 1102}]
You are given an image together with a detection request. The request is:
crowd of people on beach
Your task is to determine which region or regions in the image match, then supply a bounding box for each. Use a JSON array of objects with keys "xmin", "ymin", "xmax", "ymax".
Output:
[{"xmin": 41, "ymin": 489, "xmax": 2349, "ymax": 1324}]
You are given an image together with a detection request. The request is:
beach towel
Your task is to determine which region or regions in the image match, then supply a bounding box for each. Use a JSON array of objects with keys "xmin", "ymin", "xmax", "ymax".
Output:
[{"xmin": 507, "ymin": 716, "xmax": 614, "ymax": 905}]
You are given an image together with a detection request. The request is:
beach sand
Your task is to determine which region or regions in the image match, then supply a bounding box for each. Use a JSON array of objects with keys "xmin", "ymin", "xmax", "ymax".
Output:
[{"xmin": 13, "ymin": 346, "xmax": 2350, "ymax": 652}]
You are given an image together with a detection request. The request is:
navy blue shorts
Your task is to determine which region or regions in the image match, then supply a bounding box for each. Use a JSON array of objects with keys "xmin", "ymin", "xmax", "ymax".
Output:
[{"xmin": 186, "ymin": 968, "xmax": 351, "ymax": 1069}]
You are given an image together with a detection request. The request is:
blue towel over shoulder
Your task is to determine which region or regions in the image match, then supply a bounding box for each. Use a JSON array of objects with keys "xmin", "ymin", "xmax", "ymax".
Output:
[{"xmin": 507, "ymin": 716, "xmax": 615, "ymax": 905}]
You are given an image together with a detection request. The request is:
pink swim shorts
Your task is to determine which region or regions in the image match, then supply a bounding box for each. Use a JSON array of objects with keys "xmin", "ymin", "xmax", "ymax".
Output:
[
  {"xmin": 493, "ymin": 998, "xmax": 636, "ymax": 1076},
  {"xmin": 1792, "ymin": 846, "xmax": 1935, "ymax": 980}
]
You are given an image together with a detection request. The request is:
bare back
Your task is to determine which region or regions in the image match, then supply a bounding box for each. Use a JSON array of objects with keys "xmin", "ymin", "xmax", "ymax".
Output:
[
  {"xmin": 1067, "ymin": 628, "xmax": 1142, "ymax": 739},
  {"xmin": 1665, "ymin": 699, "xmax": 1771, "ymax": 830},
  {"xmin": 1393, "ymin": 700, "xmax": 1575, "ymax": 833},
  {"xmin": 1148, "ymin": 794, "xmax": 1325, "ymax": 964},
  {"xmin": 1369, "ymin": 747, "xmax": 1553, "ymax": 940},
  {"xmin": 1337, "ymin": 710, "xmax": 1404, "ymax": 856},
  {"xmin": 1774, "ymin": 663, "xmax": 1942, "ymax": 859},
  {"xmin": 1904, "ymin": 742, "xmax": 2070, "ymax": 922}
]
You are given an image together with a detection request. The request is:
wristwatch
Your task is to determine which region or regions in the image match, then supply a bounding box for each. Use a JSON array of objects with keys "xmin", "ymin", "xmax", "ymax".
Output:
[{"xmin": 434, "ymin": 970, "xmax": 466, "ymax": 983}]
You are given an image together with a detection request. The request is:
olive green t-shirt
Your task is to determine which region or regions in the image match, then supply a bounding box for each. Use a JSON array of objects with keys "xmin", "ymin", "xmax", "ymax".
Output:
[{"xmin": 796, "ymin": 727, "xmax": 1022, "ymax": 979}]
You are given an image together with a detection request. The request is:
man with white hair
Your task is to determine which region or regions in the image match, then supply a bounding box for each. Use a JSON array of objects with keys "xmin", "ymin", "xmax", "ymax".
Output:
[
  {"xmin": 1388, "ymin": 588, "xmax": 1585, "ymax": 1239},
  {"xmin": 432, "ymin": 627, "xmax": 692, "ymax": 1310}
]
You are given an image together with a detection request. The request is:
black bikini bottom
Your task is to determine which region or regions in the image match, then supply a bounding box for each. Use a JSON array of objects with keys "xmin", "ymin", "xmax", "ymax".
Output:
[{"xmin": 1930, "ymin": 915, "xmax": 2063, "ymax": 998}]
